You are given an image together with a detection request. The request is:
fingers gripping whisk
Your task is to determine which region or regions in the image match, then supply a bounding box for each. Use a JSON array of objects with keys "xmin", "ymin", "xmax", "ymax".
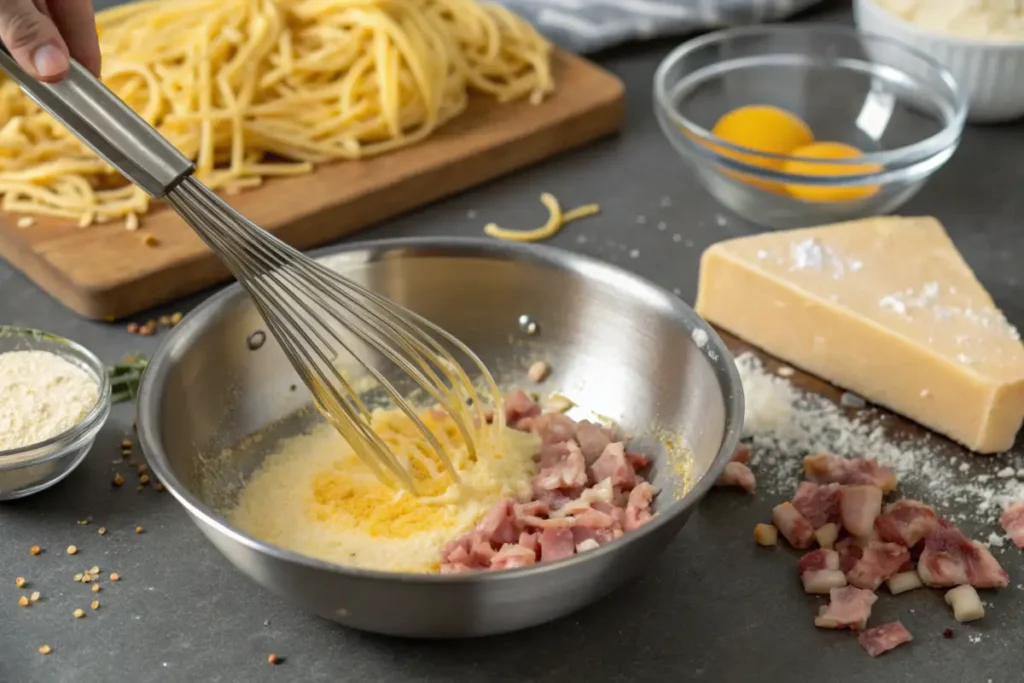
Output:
[{"xmin": 166, "ymin": 178, "xmax": 502, "ymax": 493}]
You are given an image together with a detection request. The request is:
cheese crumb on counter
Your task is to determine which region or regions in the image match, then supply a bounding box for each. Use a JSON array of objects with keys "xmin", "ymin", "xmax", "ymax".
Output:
[
  {"xmin": 229, "ymin": 409, "xmax": 540, "ymax": 573},
  {"xmin": 0, "ymin": 350, "xmax": 99, "ymax": 451}
]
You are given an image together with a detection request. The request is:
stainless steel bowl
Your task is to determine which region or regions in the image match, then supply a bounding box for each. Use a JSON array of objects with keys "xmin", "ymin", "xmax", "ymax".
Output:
[
  {"xmin": 0, "ymin": 327, "xmax": 111, "ymax": 500},
  {"xmin": 137, "ymin": 238, "xmax": 744, "ymax": 638}
]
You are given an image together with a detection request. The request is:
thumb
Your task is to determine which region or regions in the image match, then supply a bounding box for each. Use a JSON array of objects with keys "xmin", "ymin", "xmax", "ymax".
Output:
[{"xmin": 0, "ymin": 0, "xmax": 70, "ymax": 82}]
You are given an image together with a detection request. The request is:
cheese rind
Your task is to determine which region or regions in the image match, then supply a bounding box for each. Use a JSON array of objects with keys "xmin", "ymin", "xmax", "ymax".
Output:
[{"xmin": 695, "ymin": 216, "xmax": 1024, "ymax": 454}]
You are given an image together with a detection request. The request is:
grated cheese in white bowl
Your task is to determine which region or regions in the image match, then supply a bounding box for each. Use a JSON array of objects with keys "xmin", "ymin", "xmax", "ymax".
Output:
[{"xmin": 0, "ymin": 350, "xmax": 99, "ymax": 451}]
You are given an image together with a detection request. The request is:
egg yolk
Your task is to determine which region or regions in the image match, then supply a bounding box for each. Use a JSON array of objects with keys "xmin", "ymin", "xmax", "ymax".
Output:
[
  {"xmin": 781, "ymin": 141, "xmax": 882, "ymax": 203},
  {"xmin": 707, "ymin": 105, "xmax": 814, "ymax": 192}
]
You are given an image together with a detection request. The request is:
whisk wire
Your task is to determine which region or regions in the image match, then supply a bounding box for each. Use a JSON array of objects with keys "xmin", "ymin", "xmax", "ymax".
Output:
[
  {"xmin": 166, "ymin": 177, "xmax": 503, "ymax": 492},
  {"xmin": 171, "ymin": 189, "xmax": 425, "ymax": 491}
]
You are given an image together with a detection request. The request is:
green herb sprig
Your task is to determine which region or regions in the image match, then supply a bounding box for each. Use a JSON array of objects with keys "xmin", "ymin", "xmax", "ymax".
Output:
[{"xmin": 109, "ymin": 354, "xmax": 149, "ymax": 404}]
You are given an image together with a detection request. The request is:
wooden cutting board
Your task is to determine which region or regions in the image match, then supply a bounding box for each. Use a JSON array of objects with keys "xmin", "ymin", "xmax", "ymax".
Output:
[{"xmin": 0, "ymin": 50, "xmax": 624, "ymax": 321}]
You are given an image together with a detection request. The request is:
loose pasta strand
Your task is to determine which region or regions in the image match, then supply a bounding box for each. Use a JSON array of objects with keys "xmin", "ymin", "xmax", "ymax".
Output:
[{"xmin": 483, "ymin": 193, "xmax": 600, "ymax": 243}]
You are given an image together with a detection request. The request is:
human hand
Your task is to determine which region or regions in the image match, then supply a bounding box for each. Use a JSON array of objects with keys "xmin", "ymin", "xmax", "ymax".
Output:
[{"xmin": 0, "ymin": 0, "xmax": 100, "ymax": 83}]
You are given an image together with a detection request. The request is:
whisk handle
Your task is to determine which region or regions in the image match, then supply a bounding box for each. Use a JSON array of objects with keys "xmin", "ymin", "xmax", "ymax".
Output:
[{"xmin": 0, "ymin": 44, "xmax": 194, "ymax": 197}]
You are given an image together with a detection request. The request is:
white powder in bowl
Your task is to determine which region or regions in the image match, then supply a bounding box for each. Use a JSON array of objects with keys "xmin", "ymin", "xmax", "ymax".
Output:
[{"xmin": 0, "ymin": 350, "xmax": 99, "ymax": 451}]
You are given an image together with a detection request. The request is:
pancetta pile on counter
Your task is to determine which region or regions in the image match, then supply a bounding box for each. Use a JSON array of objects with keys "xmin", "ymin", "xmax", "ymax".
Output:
[{"xmin": 717, "ymin": 448, "xmax": 1013, "ymax": 659}]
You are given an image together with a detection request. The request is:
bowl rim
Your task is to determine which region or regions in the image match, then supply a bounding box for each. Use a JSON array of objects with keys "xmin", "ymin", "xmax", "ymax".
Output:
[
  {"xmin": 137, "ymin": 236, "xmax": 745, "ymax": 585},
  {"xmin": 855, "ymin": 0, "xmax": 1024, "ymax": 51},
  {"xmin": 0, "ymin": 327, "xmax": 112, "ymax": 465},
  {"xmin": 653, "ymin": 24, "xmax": 968, "ymax": 173}
]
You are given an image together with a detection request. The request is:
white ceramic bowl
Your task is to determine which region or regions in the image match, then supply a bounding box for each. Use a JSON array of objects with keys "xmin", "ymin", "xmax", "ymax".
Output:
[{"xmin": 854, "ymin": 0, "xmax": 1024, "ymax": 124}]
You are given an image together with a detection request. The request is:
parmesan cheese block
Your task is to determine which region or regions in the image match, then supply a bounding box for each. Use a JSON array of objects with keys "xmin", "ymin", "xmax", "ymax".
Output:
[{"xmin": 695, "ymin": 216, "xmax": 1024, "ymax": 454}]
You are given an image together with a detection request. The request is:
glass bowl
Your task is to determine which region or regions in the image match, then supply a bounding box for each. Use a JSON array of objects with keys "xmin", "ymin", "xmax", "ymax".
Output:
[
  {"xmin": 654, "ymin": 25, "xmax": 968, "ymax": 229},
  {"xmin": 0, "ymin": 328, "xmax": 111, "ymax": 500}
]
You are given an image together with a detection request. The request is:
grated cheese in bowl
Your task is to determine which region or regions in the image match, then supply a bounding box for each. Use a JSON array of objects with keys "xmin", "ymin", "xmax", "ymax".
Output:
[
  {"xmin": 0, "ymin": 350, "xmax": 99, "ymax": 451},
  {"xmin": 0, "ymin": 329, "xmax": 111, "ymax": 500}
]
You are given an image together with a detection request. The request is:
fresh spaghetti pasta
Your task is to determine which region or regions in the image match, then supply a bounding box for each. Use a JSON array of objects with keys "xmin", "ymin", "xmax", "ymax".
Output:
[
  {"xmin": 0, "ymin": 0, "xmax": 554, "ymax": 228},
  {"xmin": 483, "ymin": 192, "xmax": 599, "ymax": 242}
]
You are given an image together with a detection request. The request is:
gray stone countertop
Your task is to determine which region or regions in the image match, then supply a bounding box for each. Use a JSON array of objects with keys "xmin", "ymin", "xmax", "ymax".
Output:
[{"xmin": 2, "ymin": 1, "xmax": 1024, "ymax": 682}]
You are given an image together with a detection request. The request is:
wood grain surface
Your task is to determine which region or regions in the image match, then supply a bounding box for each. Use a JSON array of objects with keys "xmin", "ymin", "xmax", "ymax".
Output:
[{"xmin": 0, "ymin": 50, "xmax": 625, "ymax": 320}]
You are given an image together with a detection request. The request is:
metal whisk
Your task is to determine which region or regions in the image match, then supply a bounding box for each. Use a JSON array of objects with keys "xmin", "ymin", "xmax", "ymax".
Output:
[{"xmin": 0, "ymin": 49, "xmax": 503, "ymax": 493}]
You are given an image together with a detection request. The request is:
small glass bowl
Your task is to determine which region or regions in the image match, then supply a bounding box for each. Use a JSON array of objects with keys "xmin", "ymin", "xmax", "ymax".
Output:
[
  {"xmin": 654, "ymin": 25, "xmax": 968, "ymax": 229},
  {"xmin": 0, "ymin": 328, "xmax": 111, "ymax": 500}
]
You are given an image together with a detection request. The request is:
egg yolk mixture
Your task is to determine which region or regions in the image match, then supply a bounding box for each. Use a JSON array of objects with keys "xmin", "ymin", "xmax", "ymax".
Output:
[{"xmin": 228, "ymin": 409, "xmax": 540, "ymax": 573}]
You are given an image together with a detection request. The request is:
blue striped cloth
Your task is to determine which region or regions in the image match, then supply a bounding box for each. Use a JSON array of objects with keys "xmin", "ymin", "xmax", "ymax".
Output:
[{"xmin": 498, "ymin": 0, "xmax": 825, "ymax": 53}]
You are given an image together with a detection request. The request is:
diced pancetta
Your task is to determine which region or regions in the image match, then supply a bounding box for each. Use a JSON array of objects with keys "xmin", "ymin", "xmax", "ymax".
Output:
[
  {"xmin": 539, "ymin": 527, "xmax": 576, "ymax": 562},
  {"xmin": 945, "ymin": 584, "xmax": 985, "ymax": 622},
  {"xmin": 731, "ymin": 443, "xmax": 751, "ymax": 464},
  {"xmin": 797, "ymin": 548, "xmax": 840, "ymax": 574},
  {"xmin": 475, "ymin": 498, "xmax": 519, "ymax": 546},
  {"xmin": 791, "ymin": 481, "xmax": 840, "ymax": 529},
  {"xmin": 533, "ymin": 440, "xmax": 587, "ymax": 492},
  {"xmin": 715, "ymin": 461, "xmax": 756, "ymax": 493},
  {"xmin": 571, "ymin": 526, "xmax": 615, "ymax": 548},
  {"xmin": 575, "ymin": 420, "xmax": 611, "ymax": 465},
  {"xmin": 839, "ymin": 485, "xmax": 883, "ymax": 538},
  {"xmin": 572, "ymin": 507, "xmax": 619, "ymax": 530},
  {"xmin": 802, "ymin": 570, "xmax": 848, "ymax": 594},
  {"xmin": 489, "ymin": 543, "xmax": 537, "ymax": 570},
  {"xmin": 579, "ymin": 478, "xmax": 615, "ymax": 505},
  {"xmin": 538, "ymin": 441, "xmax": 570, "ymax": 468},
  {"xmin": 624, "ymin": 482, "xmax": 657, "ymax": 531},
  {"xmin": 815, "ymin": 523, "xmax": 839, "ymax": 550},
  {"xmin": 441, "ymin": 391, "xmax": 658, "ymax": 573},
  {"xmin": 529, "ymin": 412, "xmax": 578, "ymax": 444},
  {"xmin": 846, "ymin": 541, "xmax": 910, "ymax": 591},
  {"xmin": 886, "ymin": 570, "xmax": 923, "ymax": 595},
  {"xmin": 803, "ymin": 454, "xmax": 898, "ymax": 494},
  {"xmin": 505, "ymin": 390, "xmax": 541, "ymax": 428},
  {"xmin": 918, "ymin": 522, "xmax": 1009, "ymax": 589},
  {"xmin": 515, "ymin": 500, "xmax": 549, "ymax": 519},
  {"xmin": 835, "ymin": 537, "xmax": 866, "ymax": 574},
  {"xmin": 754, "ymin": 524, "xmax": 778, "ymax": 546},
  {"xmin": 798, "ymin": 557, "xmax": 846, "ymax": 593},
  {"xmin": 999, "ymin": 501, "xmax": 1024, "ymax": 549},
  {"xmin": 516, "ymin": 514, "xmax": 578, "ymax": 530},
  {"xmin": 625, "ymin": 451, "xmax": 651, "ymax": 470},
  {"xmin": 814, "ymin": 586, "xmax": 878, "ymax": 630},
  {"xmin": 518, "ymin": 532, "xmax": 539, "ymax": 555},
  {"xmin": 772, "ymin": 502, "xmax": 815, "ymax": 549},
  {"xmin": 589, "ymin": 442, "xmax": 637, "ymax": 490},
  {"xmin": 874, "ymin": 499, "xmax": 940, "ymax": 548},
  {"xmin": 858, "ymin": 621, "xmax": 912, "ymax": 657}
]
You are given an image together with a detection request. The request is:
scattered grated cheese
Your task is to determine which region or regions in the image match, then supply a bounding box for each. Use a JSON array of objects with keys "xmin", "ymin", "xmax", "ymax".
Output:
[{"xmin": 735, "ymin": 352, "xmax": 1024, "ymax": 527}]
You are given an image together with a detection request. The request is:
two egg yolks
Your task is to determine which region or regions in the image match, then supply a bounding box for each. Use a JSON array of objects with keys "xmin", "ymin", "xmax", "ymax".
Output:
[{"xmin": 707, "ymin": 105, "xmax": 881, "ymax": 202}]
